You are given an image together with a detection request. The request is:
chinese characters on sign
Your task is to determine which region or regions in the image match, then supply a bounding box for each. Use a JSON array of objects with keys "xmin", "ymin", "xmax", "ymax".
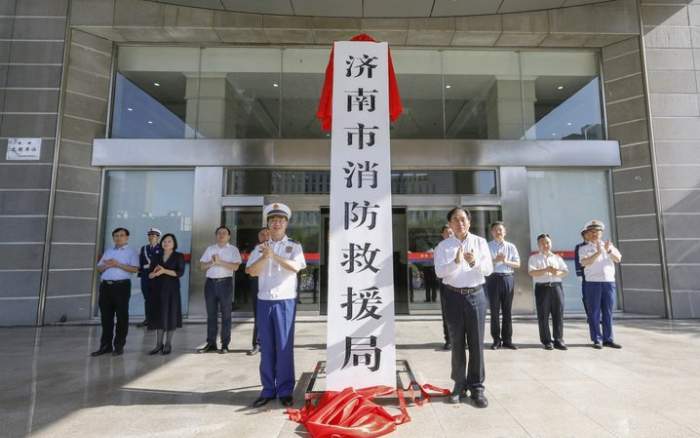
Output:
[
  {"xmin": 5, "ymin": 138, "xmax": 42, "ymax": 161},
  {"xmin": 327, "ymin": 41, "xmax": 396, "ymax": 390}
]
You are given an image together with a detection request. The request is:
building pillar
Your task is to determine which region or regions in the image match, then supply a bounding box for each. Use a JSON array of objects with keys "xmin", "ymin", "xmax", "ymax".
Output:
[
  {"xmin": 185, "ymin": 74, "xmax": 235, "ymax": 139},
  {"xmin": 485, "ymin": 77, "xmax": 536, "ymax": 140}
]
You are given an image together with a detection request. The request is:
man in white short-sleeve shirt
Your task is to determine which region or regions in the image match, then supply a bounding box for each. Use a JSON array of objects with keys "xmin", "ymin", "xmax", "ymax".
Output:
[
  {"xmin": 578, "ymin": 220, "xmax": 622, "ymax": 350},
  {"xmin": 247, "ymin": 203, "xmax": 306, "ymax": 408},
  {"xmin": 198, "ymin": 226, "xmax": 241, "ymax": 354}
]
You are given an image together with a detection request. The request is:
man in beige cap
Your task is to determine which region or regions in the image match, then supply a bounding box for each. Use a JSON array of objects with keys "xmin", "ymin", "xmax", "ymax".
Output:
[{"xmin": 579, "ymin": 220, "xmax": 622, "ymax": 349}]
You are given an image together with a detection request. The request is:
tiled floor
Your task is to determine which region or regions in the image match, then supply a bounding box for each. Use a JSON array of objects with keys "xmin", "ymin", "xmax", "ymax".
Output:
[{"xmin": 2, "ymin": 318, "xmax": 700, "ymax": 437}]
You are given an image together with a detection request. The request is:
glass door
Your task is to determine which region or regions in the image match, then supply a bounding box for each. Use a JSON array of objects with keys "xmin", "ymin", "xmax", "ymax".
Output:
[
  {"xmin": 222, "ymin": 207, "xmax": 263, "ymax": 313},
  {"xmin": 407, "ymin": 207, "xmax": 501, "ymax": 314}
]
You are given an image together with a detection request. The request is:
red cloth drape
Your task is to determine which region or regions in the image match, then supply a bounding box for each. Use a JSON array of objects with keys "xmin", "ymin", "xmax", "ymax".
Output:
[
  {"xmin": 287, "ymin": 384, "xmax": 451, "ymax": 438},
  {"xmin": 316, "ymin": 33, "xmax": 403, "ymax": 132}
]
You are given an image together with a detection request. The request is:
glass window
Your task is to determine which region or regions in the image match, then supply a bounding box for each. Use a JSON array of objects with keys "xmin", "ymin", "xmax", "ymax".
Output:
[
  {"xmin": 391, "ymin": 50, "xmax": 444, "ymax": 139},
  {"xmin": 443, "ymin": 50, "xmax": 522, "ymax": 139},
  {"xmin": 112, "ymin": 46, "xmax": 604, "ymax": 142},
  {"xmin": 198, "ymin": 48, "xmax": 282, "ymax": 139},
  {"xmin": 527, "ymin": 169, "xmax": 612, "ymax": 311},
  {"xmin": 281, "ymin": 48, "xmax": 328, "ymax": 138},
  {"xmin": 103, "ymin": 170, "xmax": 194, "ymax": 315},
  {"xmin": 521, "ymin": 51, "xmax": 603, "ymax": 141},
  {"xmin": 113, "ymin": 47, "xmax": 200, "ymax": 139},
  {"xmin": 391, "ymin": 170, "xmax": 497, "ymax": 195}
]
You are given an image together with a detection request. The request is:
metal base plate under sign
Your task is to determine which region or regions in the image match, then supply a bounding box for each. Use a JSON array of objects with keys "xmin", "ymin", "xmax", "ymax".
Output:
[
  {"xmin": 6, "ymin": 138, "xmax": 41, "ymax": 161},
  {"xmin": 304, "ymin": 359, "xmax": 422, "ymax": 401}
]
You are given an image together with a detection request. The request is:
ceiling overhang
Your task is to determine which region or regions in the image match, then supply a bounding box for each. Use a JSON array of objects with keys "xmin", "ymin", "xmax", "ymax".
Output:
[{"xmin": 143, "ymin": 0, "xmax": 616, "ymax": 18}]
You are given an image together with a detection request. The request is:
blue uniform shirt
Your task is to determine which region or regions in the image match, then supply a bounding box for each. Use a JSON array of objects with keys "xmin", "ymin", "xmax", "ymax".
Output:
[
  {"xmin": 98, "ymin": 245, "xmax": 139, "ymax": 281},
  {"xmin": 488, "ymin": 240, "xmax": 520, "ymax": 274},
  {"xmin": 139, "ymin": 244, "xmax": 162, "ymax": 276}
]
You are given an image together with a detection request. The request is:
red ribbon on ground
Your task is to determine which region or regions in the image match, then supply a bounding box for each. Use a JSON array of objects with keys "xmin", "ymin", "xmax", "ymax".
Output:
[
  {"xmin": 287, "ymin": 383, "xmax": 451, "ymax": 438},
  {"xmin": 316, "ymin": 33, "xmax": 403, "ymax": 132}
]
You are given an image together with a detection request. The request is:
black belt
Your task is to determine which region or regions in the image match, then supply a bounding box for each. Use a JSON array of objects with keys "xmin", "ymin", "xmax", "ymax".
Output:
[
  {"xmin": 444, "ymin": 284, "xmax": 483, "ymax": 296},
  {"xmin": 490, "ymin": 273, "xmax": 513, "ymax": 277},
  {"xmin": 207, "ymin": 277, "xmax": 232, "ymax": 283},
  {"xmin": 536, "ymin": 282, "xmax": 561, "ymax": 288},
  {"xmin": 102, "ymin": 279, "xmax": 130, "ymax": 285}
]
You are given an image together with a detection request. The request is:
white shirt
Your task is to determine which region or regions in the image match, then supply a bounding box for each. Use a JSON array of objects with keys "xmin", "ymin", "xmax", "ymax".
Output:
[
  {"xmin": 98, "ymin": 245, "xmax": 139, "ymax": 281},
  {"xmin": 247, "ymin": 235, "xmax": 306, "ymax": 300},
  {"xmin": 199, "ymin": 243, "xmax": 242, "ymax": 279},
  {"xmin": 528, "ymin": 252, "xmax": 569, "ymax": 284},
  {"xmin": 434, "ymin": 234, "xmax": 493, "ymax": 288},
  {"xmin": 578, "ymin": 241, "xmax": 621, "ymax": 282},
  {"xmin": 488, "ymin": 240, "xmax": 520, "ymax": 274}
]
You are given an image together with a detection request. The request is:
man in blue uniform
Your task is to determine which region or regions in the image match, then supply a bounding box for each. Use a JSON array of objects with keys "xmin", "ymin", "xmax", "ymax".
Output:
[
  {"xmin": 137, "ymin": 227, "xmax": 162, "ymax": 328},
  {"xmin": 247, "ymin": 203, "xmax": 306, "ymax": 408},
  {"xmin": 92, "ymin": 227, "xmax": 139, "ymax": 356},
  {"xmin": 574, "ymin": 225, "xmax": 591, "ymax": 318}
]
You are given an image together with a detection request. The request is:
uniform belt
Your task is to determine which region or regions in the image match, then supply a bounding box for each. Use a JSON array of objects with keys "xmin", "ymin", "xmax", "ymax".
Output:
[
  {"xmin": 207, "ymin": 277, "xmax": 232, "ymax": 283},
  {"xmin": 536, "ymin": 282, "xmax": 561, "ymax": 288},
  {"xmin": 491, "ymin": 272, "xmax": 513, "ymax": 277},
  {"xmin": 445, "ymin": 284, "xmax": 483, "ymax": 295},
  {"xmin": 102, "ymin": 279, "xmax": 130, "ymax": 285}
]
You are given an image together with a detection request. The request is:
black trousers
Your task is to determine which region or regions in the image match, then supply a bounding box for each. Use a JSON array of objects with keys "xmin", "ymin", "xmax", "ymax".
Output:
[
  {"xmin": 486, "ymin": 273, "xmax": 514, "ymax": 344},
  {"xmin": 444, "ymin": 286, "xmax": 487, "ymax": 392},
  {"xmin": 140, "ymin": 275, "xmax": 154, "ymax": 323},
  {"xmin": 534, "ymin": 283, "xmax": 565, "ymax": 345},
  {"xmin": 438, "ymin": 281, "xmax": 449, "ymax": 343},
  {"xmin": 205, "ymin": 277, "xmax": 233, "ymax": 347},
  {"xmin": 98, "ymin": 280, "xmax": 131, "ymax": 349}
]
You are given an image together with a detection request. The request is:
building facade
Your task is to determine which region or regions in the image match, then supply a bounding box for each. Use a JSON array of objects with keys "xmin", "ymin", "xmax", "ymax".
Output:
[{"xmin": 1, "ymin": 0, "xmax": 698, "ymax": 325}]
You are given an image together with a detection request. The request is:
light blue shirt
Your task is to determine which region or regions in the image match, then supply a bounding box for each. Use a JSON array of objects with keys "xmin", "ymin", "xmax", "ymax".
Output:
[
  {"xmin": 488, "ymin": 240, "xmax": 520, "ymax": 274},
  {"xmin": 98, "ymin": 244, "xmax": 139, "ymax": 281}
]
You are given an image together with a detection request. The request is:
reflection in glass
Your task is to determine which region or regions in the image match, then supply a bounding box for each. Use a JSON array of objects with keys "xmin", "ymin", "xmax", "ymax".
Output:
[
  {"xmin": 527, "ymin": 169, "xmax": 612, "ymax": 311},
  {"xmin": 103, "ymin": 170, "xmax": 194, "ymax": 315},
  {"xmin": 281, "ymin": 48, "xmax": 327, "ymax": 138},
  {"xmin": 391, "ymin": 50, "xmax": 444, "ymax": 138},
  {"xmin": 198, "ymin": 48, "xmax": 281, "ymax": 139},
  {"xmin": 222, "ymin": 208, "xmax": 263, "ymax": 312}
]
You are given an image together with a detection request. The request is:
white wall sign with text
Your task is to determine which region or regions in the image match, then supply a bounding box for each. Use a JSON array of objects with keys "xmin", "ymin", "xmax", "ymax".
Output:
[
  {"xmin": 6, "ymin": 138, "xmax": 42, "ymax": 161},
  {"xmin": 326, "ymin": 40, "xmax": 397, "ymax": 391}
]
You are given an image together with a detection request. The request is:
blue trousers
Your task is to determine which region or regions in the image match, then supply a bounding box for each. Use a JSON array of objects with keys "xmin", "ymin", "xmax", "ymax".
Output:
[
  {"xmin": 584, "ymin": 282, "xmax": 616, "ymax": 343},
  {"xmin": 257, "ymin": 298, "xmax": 296, "ymax": 398}
]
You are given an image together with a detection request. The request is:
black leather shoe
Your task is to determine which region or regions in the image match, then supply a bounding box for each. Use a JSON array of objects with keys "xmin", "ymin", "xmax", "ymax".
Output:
[
  {"xmin": 544, "ymin": 343, "xmax": 554, "ymax": 350},
  {"xmin": 90, "ymin": 346, "xmax": 112, "ymax": 357},
  {"xmin": 490, "ymin": 341, "xmax": 502, "ymax": 350},
  {"xmin": 449, "ymin": 385, "xmax": 466, "ymax": 404},
  {"xmin": 502, "ymin": 342, "xmax": 518, "ymax": 350},
  {"xmin": 162, "ymin": 344, "xmax": 172, "ymax": 355},
  {"xmin": 137, "ymin": 319, "xmax": 148, "ymax": 328},
  {"xmin": 592, "ymin": 342, "xmax": 603, "ymax": 349},
  {"xmin": 553, "ymin": 342, "xmax": 568, "ymax": 351},
  {"xmin": 280, "ymin": 396, "xmax": 294, "ymax": 407},
  {"xmin": 218, "ymin": 346, "xmax": 230, "ymax": 354},
  {"xmin": 443, "ymin": 342, "xmax": 452, "ymax": 351},
  {"xmin": 148, "ymin": 344, "xmax": 163, "ymax": 355},
  {"xmin": 603, "ymin": 341, "xmax": 622, "ymax": 349},
  {"xmin": 252, "ymin": 397, "xmax": 274, "ymax": 408},
  {"xmin": 197, "ymin": 344, "xmax": 217, "ymax": 353},
  {"xmin": 112, "ymin": 347, "xmax": 124, "ymax": 356},
  {"xmin": 247, "ymin": 345, "xmax": 260, "ymax": 356},
  {"xmin": 469, "ymin": 390, "xmax": 488, "ymax": 408}
]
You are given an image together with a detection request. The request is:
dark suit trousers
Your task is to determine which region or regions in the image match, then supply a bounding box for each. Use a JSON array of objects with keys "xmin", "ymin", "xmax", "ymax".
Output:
[
  {"xmin": 486, "ymin": 273, "xmax": 514, "ymax": 343},
  {"xmin": 444, "ymin": 286, "xmax": 487, "ymax": 392},
  {"xmin": 98, "ymin": 280, "xmax": 131, "ymax": 349},
  {"xmin": 534, "ymin": 283, "xmax": 565, "ymax": 345}
]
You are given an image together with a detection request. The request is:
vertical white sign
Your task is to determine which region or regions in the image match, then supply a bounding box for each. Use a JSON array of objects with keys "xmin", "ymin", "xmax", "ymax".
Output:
[{"xmin": 326, "ymin": 41, "xmax": 396, "ymax": 390}]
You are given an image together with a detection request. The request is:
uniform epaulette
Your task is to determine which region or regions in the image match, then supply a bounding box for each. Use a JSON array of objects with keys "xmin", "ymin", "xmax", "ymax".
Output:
[{"xmin": 287, "ymin": 238, "xmax": 298, "ymax": 244}]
